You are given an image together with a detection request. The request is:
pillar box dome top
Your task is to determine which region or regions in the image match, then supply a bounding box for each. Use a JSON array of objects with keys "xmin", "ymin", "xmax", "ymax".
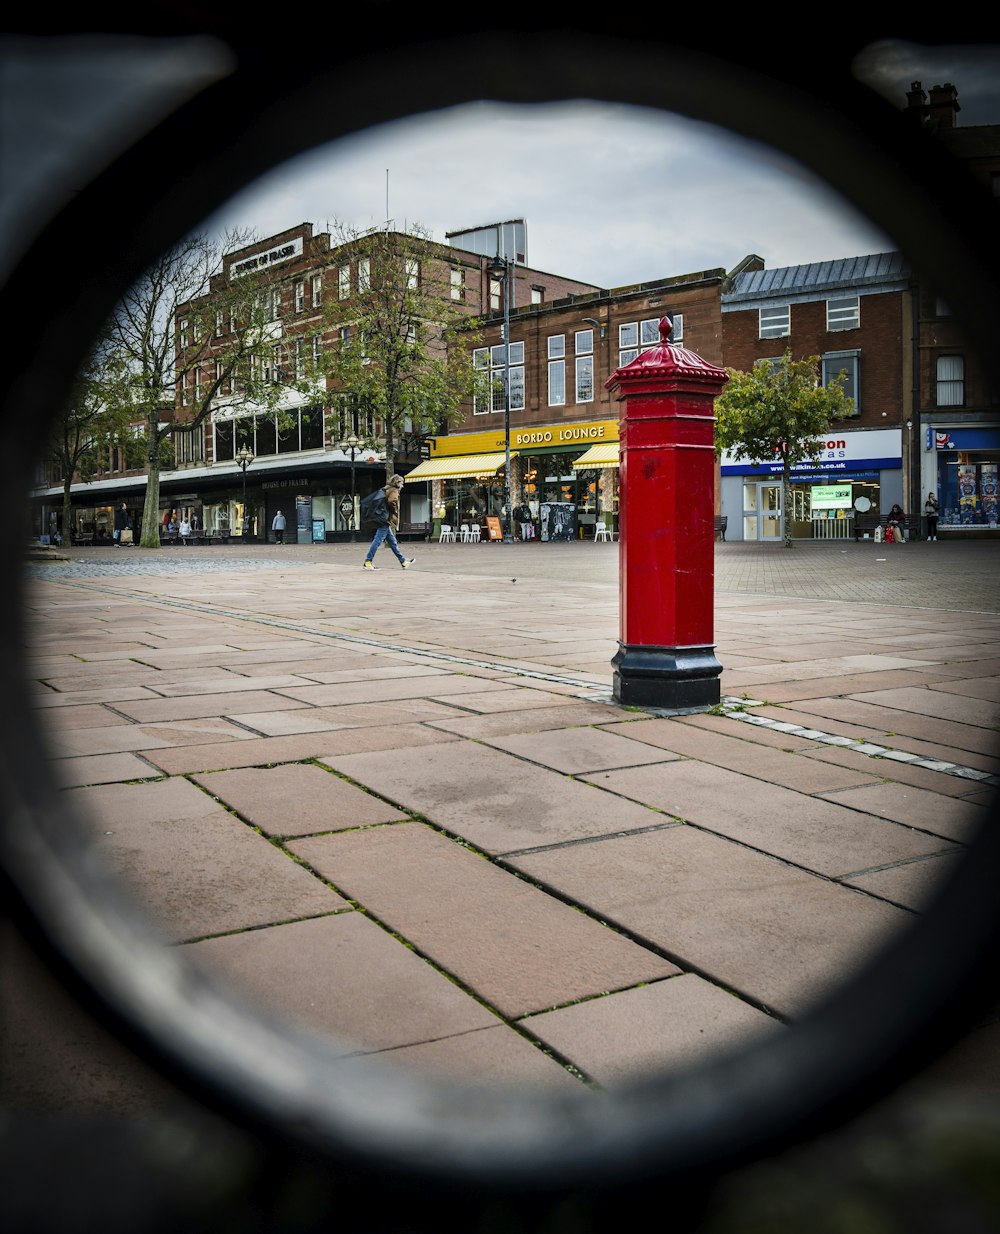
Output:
[{"xmin": 605, "ymin": 316, "xmax": 728, "ymax": 397}]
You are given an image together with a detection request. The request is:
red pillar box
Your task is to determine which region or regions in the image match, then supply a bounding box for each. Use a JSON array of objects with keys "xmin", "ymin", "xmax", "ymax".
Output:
[{"xmin": 606, "ymin": 317, "xmax": 728, "ymax": 711}]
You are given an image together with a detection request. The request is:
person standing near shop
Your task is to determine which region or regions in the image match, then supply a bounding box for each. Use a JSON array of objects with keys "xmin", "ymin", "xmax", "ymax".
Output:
[
  {"xmin": 363, "ymin": 475, "xmax": 414, "ymax": 570},
  {"xmin": 924, "ymin": 491, "xmax": 940, "ymax": 541},
  {"xmin": 114, "ymin": 502, "xmax": 131, "ymax": 546},
  {"xmin": 271, "ymin": 509, "xmax": 286, "ymax": 544}
]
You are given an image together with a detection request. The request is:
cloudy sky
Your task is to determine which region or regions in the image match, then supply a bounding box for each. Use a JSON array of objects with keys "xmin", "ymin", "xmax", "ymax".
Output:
[{"xmin": 4, "ymin": 36, "xmax": 1000, "ymax": 289}]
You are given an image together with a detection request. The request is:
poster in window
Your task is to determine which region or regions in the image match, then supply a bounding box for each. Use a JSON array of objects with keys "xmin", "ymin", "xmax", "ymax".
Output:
[
  {"xmin": 958, "ymin": 464, "xmax": 977, "ymax": 524},
  {"xmin": 539, "ymin": 502, "xmax": 576, "ymax": 542},
  {"xmin": 982, "ymin": 463, "xmax": 998, "ymax": 525}
]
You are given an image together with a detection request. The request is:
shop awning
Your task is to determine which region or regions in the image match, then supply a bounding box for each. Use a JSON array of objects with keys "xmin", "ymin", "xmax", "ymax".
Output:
[
  {"xmin": 571, "ymin": 443, "xmax": 620, "ymax": 469},
  {"xmin": 404, "ymin": 452, "xmax": 507, "ymax": 481}
]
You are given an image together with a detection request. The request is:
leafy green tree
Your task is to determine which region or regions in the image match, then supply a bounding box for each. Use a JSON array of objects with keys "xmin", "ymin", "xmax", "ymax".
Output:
[
  {"xmin": 47, "ymin": 336, "xmax": 134, "ymax": 542},
  {"xmin": 103, "ymin": 232, "xmax": 307, "ymax": 548},
  {"xmin": 714, "ymin": 351, "xmax": 855, "ymax": 547},
  {"xmin": 317, "ymin": 223, "xmax": 485, "ymax": 481}
]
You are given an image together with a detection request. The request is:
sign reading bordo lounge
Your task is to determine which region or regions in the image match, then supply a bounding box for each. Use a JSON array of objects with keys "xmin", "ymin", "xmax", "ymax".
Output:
[{"xmin": 720, "ymin": 428, "xmax": 902, "ymax": 476}]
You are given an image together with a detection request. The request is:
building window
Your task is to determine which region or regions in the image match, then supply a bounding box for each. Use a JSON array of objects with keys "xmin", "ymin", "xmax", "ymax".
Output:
[
  {"xmin": 294, "ymin": 337, "xmax": 305, "ymax": 379},
  {"xmin": 936, "ymin": 355, "xmax": 965, "ymax": 406},
  {"xmin": 618, "ymin": 317, "xmax": 665, "ymax": 366},
  {"xmin": 489, "ymin": 275, "xmax": 502, "ymax": 313},
  {"xmin": 294, "ymin": 280, "xmax": 305, "ymax": 312},
  {"xmin": 339, "ymin": 265, "xmax": 351, "ymax": 299},
  {"xmin": 474, "ymin": 343, "xmax": 524, "ymax": 414},
  {"xmin": 339, "ymin": 325, "xmax": 351, "ymax": 348},
  {"xmin": 576, "ymin": 329, "xmax": 594, "ymax": 356},
  {"xmin": 178, "ymin": 317, "xmax": 189, "ymax": 349},
  {"xmin": 405, "ymin": 259, "xmax": 419, "ymax": 290},
  {"xmin": 935, "ymin": 297, "xmax": 951, "ymax": 317},
  {"xmin": 531, "ymin": 286, "xmax": 543, "ymax": 305},
  {"xmin": 214, "ymin": 309, "xmax": 224, "ymax": 337},
  {"xmin": 759, "ymin": 305, "xmax": 790, "ymax": 338},
  {"xmin": 312, "ymin": 333, "xmax": 323, "ymax": 364},
  {"xmin": 358, "ymin": 258, "xmax": 370, "ymax": 293},
  {"xmin": 827, "ymin": 295, "xmax": 860, "ymax": 331},
  {"xmin": 548, "ymin": 335, "xmax": 565, "ymax": 407},
  {"xmin": 450, "ymin": 268, "xmax": 464, "ymax": 301},
  {"xmin": 576, "ymin": 355, "xmax": 594, "ymax": 403},
  {"xmin": 548, "ymin": 360, "xmax": 566, "ymax": 407},
  {"xmin": 311, "ymin": 274, "xmax": 323, "ymax": 307},
  {"xmin": 821, "ymin": 350, "xmax": 860, "ymax": 414}
]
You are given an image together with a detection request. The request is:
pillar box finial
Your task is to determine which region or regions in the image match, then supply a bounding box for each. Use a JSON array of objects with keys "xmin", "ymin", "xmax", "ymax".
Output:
[{"xmin": 606, "ymin": 317, "xmax": 728, "ymax": 712}]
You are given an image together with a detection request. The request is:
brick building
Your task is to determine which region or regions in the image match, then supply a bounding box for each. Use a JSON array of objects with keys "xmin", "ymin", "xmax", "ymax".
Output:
[
  {"xmin": 719, "ymin": 251, "xmax": 915, "ymax": 541},
  {"xmin": 407, "ymin": 265, "xmax": 729, "ymax": 541}
]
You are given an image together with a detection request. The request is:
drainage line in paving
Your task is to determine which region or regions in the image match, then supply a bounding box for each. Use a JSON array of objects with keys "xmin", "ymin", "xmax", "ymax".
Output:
[{"xmin": 47, "ymin": 580, "xmax": 1000, "ymax": 789}]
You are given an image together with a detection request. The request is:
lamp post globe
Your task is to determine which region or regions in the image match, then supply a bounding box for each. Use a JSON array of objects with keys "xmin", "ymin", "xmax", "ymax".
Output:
[
  {"xmin": 339, "ymin": 433, "xmax": 361, "ymax": 541},
  {"xmin": 236, "ymin": 445, "xmax": 254, "ymax": 540}
]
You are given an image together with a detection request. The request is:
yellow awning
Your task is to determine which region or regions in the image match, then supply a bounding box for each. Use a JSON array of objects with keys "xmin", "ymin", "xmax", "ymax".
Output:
[
  {"xmin": 404, "ymin": 452, "xmax": 507, "ymax": 481},
  {"xmin": 571, "ymin": 443, "xmax": 620, "ymax": 468}
]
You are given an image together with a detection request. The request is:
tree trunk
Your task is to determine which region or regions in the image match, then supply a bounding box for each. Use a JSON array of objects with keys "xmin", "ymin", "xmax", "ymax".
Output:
[
  {"xmin": 140, "ymin": 461, "xmax": 162, "ymax": 548},
  {"xmin": 61, "ymin": 481, "xmax": 73, "ymax": 546},
  {"xmin": 783, "ymin": 465, "xmax": 794, "ymax": 549}
]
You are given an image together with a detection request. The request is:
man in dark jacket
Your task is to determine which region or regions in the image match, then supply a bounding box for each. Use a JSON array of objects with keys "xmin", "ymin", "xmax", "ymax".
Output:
[{"xmin": 362, "ymin": 475, "xmax": 415, "ymax": 570}]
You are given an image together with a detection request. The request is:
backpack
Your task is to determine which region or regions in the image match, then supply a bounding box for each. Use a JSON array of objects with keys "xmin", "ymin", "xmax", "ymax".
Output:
[{"xmin": 360, "ymin": 487, "xmax": 390, "ymax": 527}]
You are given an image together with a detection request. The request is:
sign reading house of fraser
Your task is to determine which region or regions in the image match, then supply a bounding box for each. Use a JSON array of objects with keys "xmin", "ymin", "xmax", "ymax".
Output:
[{"xmin": 230, "ymin": 237, "xmax": 304, "ymax": 278}]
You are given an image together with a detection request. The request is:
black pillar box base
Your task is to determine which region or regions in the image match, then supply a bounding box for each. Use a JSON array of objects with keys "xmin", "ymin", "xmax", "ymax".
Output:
[{"xmin": 612, "ymin": 643, "xmax": 722, "ymax": 712}]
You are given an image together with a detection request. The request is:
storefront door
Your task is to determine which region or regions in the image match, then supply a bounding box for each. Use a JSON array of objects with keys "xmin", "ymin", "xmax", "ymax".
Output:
[{"xmin": 743, "ymin": 481, "xmax": 783, "ymax": 541}]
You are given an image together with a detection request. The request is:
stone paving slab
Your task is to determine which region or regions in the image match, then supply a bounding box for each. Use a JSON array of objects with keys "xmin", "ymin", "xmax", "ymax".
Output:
[
  {"xmin": 272, "ymin": 674, "xmax": 524, "ymax": 707},
  {"xmin": 288, "ymin": 823, "xmax": 678, "ymax": 1017},
  {"xmin": 779, "ymin": 697, "xmax": 998, "ymax": 757},
  {"xmin": 54, "ymin": 751, "xmax": 163, "ymax": 787},
  {"xmin": 801, "ymin": 743, "xmax": 994, "ymax": 798},
  {"xmin": 107, "ymin": 690, "xmax": 310, "ymax": 724},
  {"xmin": 38, "ymin": 703, "xmax": 134, "ymax": 730},
  {"xmin": 191, "ymin": 763, "xmax": 410, "ymax": 836},
  {"xmin": 69, "ymin": 780, "xmax": 345, "ymax": 941},
  {"xmin": 816, "ymin": 781, "xmax": 988, "ymax": 842},
  {"xmin": 423, "ymin": 700, "xmax": 626, "ymax": 739},
  {"xmin": 925, "ymin": 677, "xmax": 1000, "ymax": 703},
  {"xmin": 53, "ymin": 717, "xmax": 260, "ymax": 757},
  {"xmin": 30, "ymin": 685, "xmax": 160, "ymax": 708},
  {"xmin": 847, "ymin": 685, "xmax": 1000, "ymax": 729},
  {"xmin": 228, "ymin": 697, "xmax": 469, "ymax": 734},
  {"xmin": 143, "ymin": 722, "xmax": 462, "ymax": 775},
  {"xmin": 185, "ymin": 914, "xmax": 498, "ymax": 1055},
  {"xmin": 320, "ymin": 741, "xmax": 666, "ymax": 855},
  {"xmin": 578, "ymin": 761, "xmax": 957, "ymax": 878},
  {"xmin": 840, "ymin": 850, "xmax": 965, "ymax": 911},
  {"xmin": 509, "ymin": 825, "xmax": 910, "ymax": 1019},
  {"xmin": 595, "ymin": 717, "xmax": 881, "ymax": 793},
  {"xmin": 520, "ymin": 972, "xmax": 783, "ymax": 1089},
  {"xmin": 482, "ymin": 727, "xmax": 682, "ymax": 774},
  {"xmin": 338, "ymin": 1023, "xmax": 584, "ymax": 1093}
]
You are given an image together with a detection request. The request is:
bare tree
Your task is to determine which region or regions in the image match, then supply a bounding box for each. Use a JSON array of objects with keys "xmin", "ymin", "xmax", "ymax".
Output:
[
  {"xmin": 317, "ymin": 223, "xmax": 485, "ymax": 482},
  {"xmin": 104, "ymin": 231, "xmax": 306, "ymax": 547}
]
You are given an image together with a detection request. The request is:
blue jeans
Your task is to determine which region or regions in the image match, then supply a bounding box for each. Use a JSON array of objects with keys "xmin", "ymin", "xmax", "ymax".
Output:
[{"xmin": 364, "ymin": 524, "xmax": 406, "ymax": 563}]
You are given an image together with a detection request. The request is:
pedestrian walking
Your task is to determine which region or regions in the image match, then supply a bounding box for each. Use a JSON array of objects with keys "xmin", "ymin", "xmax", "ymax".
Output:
[
  {"xmin": 271, "ymin": 510, "xmax": 286, "ymax": 544},
  {"xmin": 179, "ymin": 516, "xmax": 192, "ymax": 544},
  {"xmin": 362, "ymin": 474, "xmax": 414, "ymax": 570},
  {"xmin": 924, "ymin": 492, "xmax": 940, "ymax": 540}
]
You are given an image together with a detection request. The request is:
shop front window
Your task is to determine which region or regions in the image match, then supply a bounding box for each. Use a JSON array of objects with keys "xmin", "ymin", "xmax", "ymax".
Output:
[{"xmin": 939, "ymin": 457, "xmax": 999, "ymax": 526}]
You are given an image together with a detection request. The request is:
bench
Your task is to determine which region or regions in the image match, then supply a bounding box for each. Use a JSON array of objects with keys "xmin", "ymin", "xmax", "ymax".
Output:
[
  {"xmin": 714, "ymin": 516, "xmax": 728, "ymax": 541},
  {"xmin": 853, "ymin": 513, "xmax": 919, "ymax": 541},
  {"xmin": 72, "ymin": 532, "xmax": 95, "ymax": 546}
]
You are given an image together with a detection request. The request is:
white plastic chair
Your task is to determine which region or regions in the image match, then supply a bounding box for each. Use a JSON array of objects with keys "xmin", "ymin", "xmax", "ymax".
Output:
[
  {"xmin": 469, "ymin": 523, "xmax": 481, "ymax": 542},
  {"xmin": 439, "ymin": 523, "xmax": 456, "ymax": 543},
  {"xmin": 460, "ymin": 523, "xmax": 471, "ymax": 542},
  {"xmin": 594, "ymin": 524, "xmax": 611, "ymax": 542}
]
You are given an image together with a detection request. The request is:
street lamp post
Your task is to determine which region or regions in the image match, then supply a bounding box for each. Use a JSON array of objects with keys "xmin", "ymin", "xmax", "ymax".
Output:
[
  {"xmin": 487, "ymin": 254, "xmax": 514, "ymax": 544},
  {"xmin": 236, "ymin": 444, "xmax": 254, "ymax": 539},
  {"xmin": 338, "ymin": 433, "xmax": 361, "ymax": 541}
]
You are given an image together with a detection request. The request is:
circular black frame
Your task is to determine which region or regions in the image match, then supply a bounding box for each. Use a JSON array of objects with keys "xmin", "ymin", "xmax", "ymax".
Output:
[{"xmin": 2, "ymin": 24, "xmax": 999, "ymax": 1230}]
